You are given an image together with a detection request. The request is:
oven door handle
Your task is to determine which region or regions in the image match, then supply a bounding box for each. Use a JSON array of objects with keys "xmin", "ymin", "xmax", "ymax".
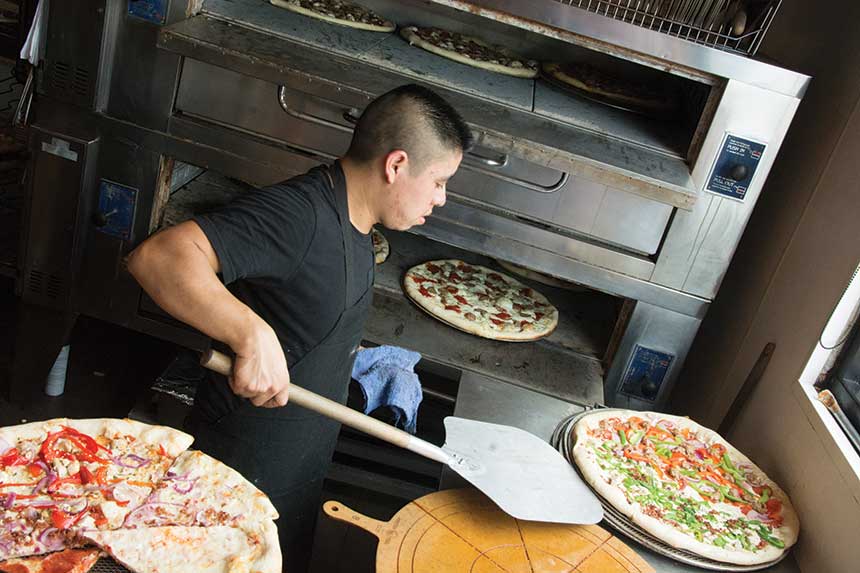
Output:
[
  {"xmin": 460, "ymin": 162, "xmax": 570, "ymax": 194},
  {"xmin": 278, "ymin": 86, "xmax": 356, "ymax": 133},
  {"xmin": 466, "ymin": 150, "xmax": 509, "ymax": 167}
]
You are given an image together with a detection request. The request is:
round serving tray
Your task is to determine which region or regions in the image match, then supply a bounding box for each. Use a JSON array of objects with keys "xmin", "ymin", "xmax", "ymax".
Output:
[{"xmin": 552, "ymin": 409, "xmax": 790, "ymax": 572}]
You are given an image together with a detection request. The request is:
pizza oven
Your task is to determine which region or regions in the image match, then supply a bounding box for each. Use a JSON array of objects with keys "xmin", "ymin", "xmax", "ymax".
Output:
[{"xmin": 15, "ymin": 0, "xmax": 808, "ymax": 420}]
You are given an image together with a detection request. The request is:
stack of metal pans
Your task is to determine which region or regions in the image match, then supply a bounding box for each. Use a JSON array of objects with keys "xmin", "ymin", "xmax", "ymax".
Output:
[{"xmin": 552, "ymin": 408, "xmax": 789, "ymax": 572}]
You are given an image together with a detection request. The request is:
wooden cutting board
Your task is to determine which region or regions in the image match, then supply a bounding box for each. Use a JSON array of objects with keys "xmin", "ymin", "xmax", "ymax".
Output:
[{"xmin": 324, "ymin": 488, "xmax": 654, "ymax": 573}]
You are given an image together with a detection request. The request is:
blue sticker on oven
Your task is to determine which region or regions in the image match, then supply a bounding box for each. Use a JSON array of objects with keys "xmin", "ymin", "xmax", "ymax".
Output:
[
  {"xmin": 705, "ymin": 134, "xmax": 767, "ymax": 201},
  {"xmin": 96, "ymin": 179, "xmax": 138, "ymax": 241},
  {"xmin": 619, "ymin": 345, "xmax": 674, "ymax": 402},
  {"xmin": 128, "ymin": 0, "xmax": 167, "ymax": 24}
]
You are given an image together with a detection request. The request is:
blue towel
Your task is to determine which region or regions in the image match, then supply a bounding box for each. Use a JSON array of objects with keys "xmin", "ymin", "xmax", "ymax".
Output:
[{"xmin": 351, "ymin": 345, "xmax": 423, "ymax": 434}]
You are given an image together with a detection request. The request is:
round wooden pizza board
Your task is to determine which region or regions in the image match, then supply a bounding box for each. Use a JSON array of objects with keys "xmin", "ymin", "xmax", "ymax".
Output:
[{"xmin": 323, "ymin": 488, "xmax": 654, "ymax": 573}]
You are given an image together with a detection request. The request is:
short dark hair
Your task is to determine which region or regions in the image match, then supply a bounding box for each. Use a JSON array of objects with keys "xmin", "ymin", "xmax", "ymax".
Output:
[{"xmin": 345, "ymin": 84, "xmax": 473, "ymax": 171}]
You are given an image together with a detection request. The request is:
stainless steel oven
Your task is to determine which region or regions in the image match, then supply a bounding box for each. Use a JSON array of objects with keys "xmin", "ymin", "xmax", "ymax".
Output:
[{"xmin": 15, "ymin": 0, "xmax": 809, "ymax": 414}]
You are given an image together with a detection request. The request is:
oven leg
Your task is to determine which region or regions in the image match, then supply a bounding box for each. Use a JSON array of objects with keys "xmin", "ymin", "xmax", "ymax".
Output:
[{"xmin": 8, "ymin": 302, "xmax": 78, "ymax": 404}]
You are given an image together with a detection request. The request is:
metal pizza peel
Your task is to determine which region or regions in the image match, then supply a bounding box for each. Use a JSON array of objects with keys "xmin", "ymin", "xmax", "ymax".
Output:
[{"xmin": 201, "ymin": 350, "xmax": 603, "ymax": 524}]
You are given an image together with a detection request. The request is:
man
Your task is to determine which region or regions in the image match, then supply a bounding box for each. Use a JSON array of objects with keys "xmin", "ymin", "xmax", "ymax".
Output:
[{"xmin": 127, "ymin": 84, "xmax": 472, "ymax": 571}]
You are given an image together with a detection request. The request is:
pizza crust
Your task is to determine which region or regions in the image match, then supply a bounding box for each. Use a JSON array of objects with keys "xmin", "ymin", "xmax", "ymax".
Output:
[
  {"xmin": 270, "ymin": 0, "xmax": 395, "ymax": 32},
  {"xmin": 82, "ymin": 526, "xmax": 271, "ymax": 573},
  {"xmin": 572, "ymin": 410, "xmax": 799, "ymax": 566},
  {"xmin": 400, "ymin": 27, "xmax": 539, "ymax": 79},
  {"xmin": 64, "ymin": 418, "xmax": 194, "ymax": 457}
]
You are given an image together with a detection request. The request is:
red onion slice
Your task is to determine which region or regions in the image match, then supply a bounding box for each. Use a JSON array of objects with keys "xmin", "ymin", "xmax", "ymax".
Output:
[
  {"xmin": 122, "ymin": 501, "xmax": 183, "ymax": 528},
  {"xmin": 38, "ymin": 527, "xmax": 65, "ymax": 551},
  {"xmin": 113, "ymin": 454, "xmax": 151, "ymax": 468},
  {"xmin": 172, "ymin": 478, "xmax": 197, "ymax": 495}
]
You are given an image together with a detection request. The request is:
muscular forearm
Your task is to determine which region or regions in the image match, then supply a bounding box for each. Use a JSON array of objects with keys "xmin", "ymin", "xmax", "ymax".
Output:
[{"xmin": 126, "ymin": 225, "xmax": 268, "ymax": 354}]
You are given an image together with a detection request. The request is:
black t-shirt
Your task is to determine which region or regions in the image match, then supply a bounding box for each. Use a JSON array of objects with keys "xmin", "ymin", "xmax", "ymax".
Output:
[{"xmin": 193, "ymin": 163, "xmax": 374, "ymax": 367}]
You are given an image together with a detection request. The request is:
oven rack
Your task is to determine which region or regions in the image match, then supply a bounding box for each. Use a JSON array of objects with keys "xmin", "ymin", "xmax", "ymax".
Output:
[{"xmin": 557, "ymin": 0, "xmax": 782, "ymax": 56}]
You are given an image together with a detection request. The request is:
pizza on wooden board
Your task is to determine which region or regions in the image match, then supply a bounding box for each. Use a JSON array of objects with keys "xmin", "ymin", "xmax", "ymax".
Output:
[
  {"xmin": 403, "ymin": 259, "xmax": 558, "ymax": 341},
  {"xmin": 0, "ymin": 418, "xmax": 280, "ymax": 573},
  {"xmin": 572, "ymin": 410, "xmax": 799, "ymax": 566},
  {"xmin": 269, "ymin": 0, "xmax": 395, "ymax": 32},
  {"xmin": 400, "ymin": 26, "xmax": 539, "ymax": 78}
]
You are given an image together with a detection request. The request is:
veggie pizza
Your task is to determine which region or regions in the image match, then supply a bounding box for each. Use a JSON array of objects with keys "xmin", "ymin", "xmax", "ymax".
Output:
[
  {"xmin": 572, "ymin": 410, "xmax": 799, "ymax": 566},
  {"xmin": 0, "ymin": 418, "xmax": 279, "ymax": 573}
]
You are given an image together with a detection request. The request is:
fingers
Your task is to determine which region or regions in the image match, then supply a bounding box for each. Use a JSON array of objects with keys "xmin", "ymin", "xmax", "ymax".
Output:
[{"xmin": 265, "ymin": 386, "xmax": 290, "ymax": 408}]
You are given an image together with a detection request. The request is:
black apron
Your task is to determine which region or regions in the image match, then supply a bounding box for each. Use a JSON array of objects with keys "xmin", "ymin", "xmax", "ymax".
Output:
[{"xmin": 185, "ymin": 165, "xmax": 373, "ymax": 572}]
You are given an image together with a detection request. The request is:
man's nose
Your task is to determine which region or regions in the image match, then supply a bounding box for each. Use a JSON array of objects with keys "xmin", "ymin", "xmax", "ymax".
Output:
[{"xmin": 435, "ymin": 188, "xmax": 447, "ymax": 208}]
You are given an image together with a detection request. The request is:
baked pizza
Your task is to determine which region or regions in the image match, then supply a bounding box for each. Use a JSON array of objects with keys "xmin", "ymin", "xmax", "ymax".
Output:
[
  {"xmin": 0, "ymin": 549, "xmax": 100, "ymax": 573},
  {"xmin": 400, "ymin": 27, "xmax": 539, "ymax": 78},
  {"xmin": 0, "ymin": 418, "xmax": 280, "ymax": 573},
  {"xmin": 403, "ymin": 259, "xmax": 558, "ymax": 341},
  {"xmin": 572, "ymin": 410, "xmax": 799, "ymax": 566},
  {"xmin": 371, "ymin": 227, "xmax": 389, "ymax": 264},
  {"xmin": 269, "ymin": 0, "xmax": 395, "ymax": 32},
  {"xmin": 542, "ymin": 62, "xmax": 677, "ymax": 116}
]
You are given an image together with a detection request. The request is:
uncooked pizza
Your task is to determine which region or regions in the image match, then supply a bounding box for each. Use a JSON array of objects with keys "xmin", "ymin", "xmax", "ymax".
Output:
[
  {"xmin": 403, "ymin": 259, "xmax": 558, "ymax": 341},
  {"xmin": 270, "ymin": 0, "xmax": 395, "ymax": 32},
  {"xmin": 572, "ymin": 410, "xmax": 799, "ymax": 566},
  {"xmin": 542, "ymin": 62, "xmax": 676, "ymax": 116},
  {"xmin": 400, "ymin": 27, "xmax": 539, "ymax": 78},
  {"xmin": 371, "ymin": 228, "xmax": 389, "ymax": 264},
  {"xmin": 0, "ymin": 418, "xmax": 280, "ymax": 573}
]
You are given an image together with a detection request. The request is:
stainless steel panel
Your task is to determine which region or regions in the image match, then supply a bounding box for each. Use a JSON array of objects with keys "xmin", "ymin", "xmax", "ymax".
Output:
[
  {"xmin": 105, "ymin": 0, "xmax": 192, "ymax": 130},
  {"xmin": 604, "ymin": 301, "xmax": 702, "ymax": 409},
  {"xmin": 21, "ymin": 126, "xmax": 99, "ymax": 310},
  {"xmin": 589, "ymin": 188, "xmax": 674, "ymax": 255},
  {"xmin": 176, "ymin": 60, "xmax": 353, "ymax": 159},
  {"xmin": 40, "ymin": 0, "xmax": 109, "ymax": 110},
  {"xmin": 652, "ymin": 80, "xmax": 801, "ymax": 298},
  {"xmin": 430, "ymin": 0, "xmax": 810, "ymax": 97},
  {"xmin": 417, "ymin": 203, "xmax": 710, "ymax": 318}
]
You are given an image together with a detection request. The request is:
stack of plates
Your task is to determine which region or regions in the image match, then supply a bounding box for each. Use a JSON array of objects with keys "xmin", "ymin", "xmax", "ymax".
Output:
[{"xmin": 552, "ymin": 409, "xmax": 788, "ymax": 572}]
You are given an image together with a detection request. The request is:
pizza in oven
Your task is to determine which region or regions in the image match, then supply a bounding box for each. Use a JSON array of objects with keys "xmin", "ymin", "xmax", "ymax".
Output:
[
  {"xmin": 542, "ymin": 61, "xmax": 678, "ymax": 116},
  {"xmin": 270, "ymin": 0, "xmax": 395, "ymax": 32},
  {"xmin": 371, "ymin": 228, "xmax": 389, "ymax": 264},
  {"xmin": 572, "ymin": 410, "xmax": 799, "ymax": 565},
  {"xmin": 0, "ymin": 418, "xmax": 280, "ymax": 573},
  {"xmin": 400, "ymin": 27, "xmax": 539, "ymax": 78},
  {"xmin": 403, "ymin": 259, "xmax": 558, "ymax": 341}
]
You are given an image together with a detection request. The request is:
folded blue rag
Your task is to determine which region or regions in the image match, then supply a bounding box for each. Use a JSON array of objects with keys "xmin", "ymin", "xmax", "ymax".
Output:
[{"xmin": 351, "ymin": 345, "xmax": 423, "ymax": 434}]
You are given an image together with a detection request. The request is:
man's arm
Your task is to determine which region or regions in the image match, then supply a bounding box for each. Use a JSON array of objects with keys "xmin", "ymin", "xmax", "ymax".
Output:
[{"xmin": 126, "ymin": 221, "xmax": 290, "ymax": 407}]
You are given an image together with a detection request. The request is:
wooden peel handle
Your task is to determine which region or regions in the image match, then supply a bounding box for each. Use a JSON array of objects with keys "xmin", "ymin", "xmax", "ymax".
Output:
[
  {"xmin": 199, "ymin": 349, "xmax": 450, "ymax": 465},
  {"xmin": 322, "ymin": 501, "xmax": 389, "ymax": 539}
]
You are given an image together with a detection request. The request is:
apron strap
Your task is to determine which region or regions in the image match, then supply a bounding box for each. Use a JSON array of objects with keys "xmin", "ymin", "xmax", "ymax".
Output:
[{"xmin": 326, "ymin": 162, "xmax": 354, "ymax": 309}]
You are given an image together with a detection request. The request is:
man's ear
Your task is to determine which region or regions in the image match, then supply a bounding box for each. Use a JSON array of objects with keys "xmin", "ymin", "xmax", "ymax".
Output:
[{"xmin": 383, "ymin": 150, "xmax": 409, "ymax": 184}]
